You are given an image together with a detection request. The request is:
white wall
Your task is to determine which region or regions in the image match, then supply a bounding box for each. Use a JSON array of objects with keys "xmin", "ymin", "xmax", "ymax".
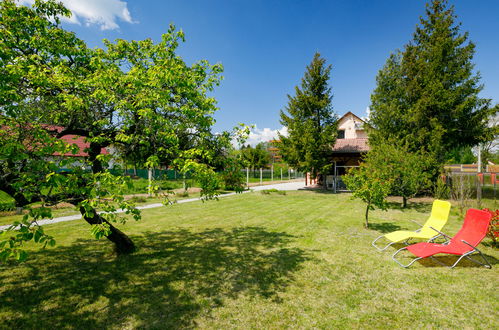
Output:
[{"xmin": 337, "ymin": 113, "xmax": 365, "ymax": 139}]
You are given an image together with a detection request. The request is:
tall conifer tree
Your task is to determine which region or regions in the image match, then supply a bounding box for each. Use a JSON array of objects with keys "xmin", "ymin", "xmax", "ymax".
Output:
[
  {"xmin": 369, "ymin": 0, "xmax": 495, "ymax": 168},
  {"xmin": 278, "ymin": 52, "xmax": 337, "ymax": 180}
]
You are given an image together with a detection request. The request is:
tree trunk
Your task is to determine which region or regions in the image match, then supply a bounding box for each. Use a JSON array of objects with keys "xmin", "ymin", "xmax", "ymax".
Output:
[
  {"xmin": 365, "ymin": 202, "xmax": 370, "ymax": 228},
  {"xmin": 402, "ymin": 196, "xmax": 407, "ymax": 208},
  {"xmin": 79, "ymin": 205, "xmax": 136, "ymax": 254},
  {"xmin": 86, "ymin": 142, "xmax": 136, "ymax": 254}
]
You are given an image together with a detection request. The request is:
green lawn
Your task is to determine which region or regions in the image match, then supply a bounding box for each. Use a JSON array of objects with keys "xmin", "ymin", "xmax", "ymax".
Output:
[{"xmin": 0, "ymin": 191, "xmax": 498, "ymax": 328}]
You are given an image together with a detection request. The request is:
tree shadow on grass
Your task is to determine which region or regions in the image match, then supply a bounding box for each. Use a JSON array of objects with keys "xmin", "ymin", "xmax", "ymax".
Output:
[
  {"xmin": 299, "ymin": 188, "xmax": 335, "ymax": 194},
  {"xmin": 0, "ymin": 226, "xmax": 309, "ymax": 329},
  {"xmin": 369, "ymin": 222, "xmax": 403, "ymax": 234},
  {"xmin": 386, "ymin": 201, "xmax": 431, "ymax": 213}
]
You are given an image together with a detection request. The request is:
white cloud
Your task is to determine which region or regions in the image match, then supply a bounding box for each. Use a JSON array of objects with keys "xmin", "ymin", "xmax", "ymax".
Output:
[
  {"xmin": 362, "ymin": 106, "xmax": 371, "ymax": 121},
  {"xmin": 244, "ymin": 126, "xmax": 288, "ymax": 147},
  {"xmin": 18, "ymin": 0, "xmax": 136, "ymax": 30}
]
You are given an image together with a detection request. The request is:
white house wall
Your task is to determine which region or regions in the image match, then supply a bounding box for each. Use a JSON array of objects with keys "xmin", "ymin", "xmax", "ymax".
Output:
[{"xmin": 337, "ymin": 114, "xmax": 366, "ymax": 139}]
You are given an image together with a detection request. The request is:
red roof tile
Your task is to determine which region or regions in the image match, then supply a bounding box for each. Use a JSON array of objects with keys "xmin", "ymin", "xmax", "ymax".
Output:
[
  {"xmin": 54, "ymin": 134, "xmax": 109, "ymax": 157},
  {"xmin": 332, "ymin": 138, "xmax": 369, "ymax": 153},
  {"xmin": 41, "ymin": 125, "xmax": 108, "ymax": 157}
]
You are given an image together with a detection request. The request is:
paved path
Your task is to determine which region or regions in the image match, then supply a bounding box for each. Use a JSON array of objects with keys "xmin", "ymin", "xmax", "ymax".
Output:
[
  {"xmin": 250, "ymin": 181, "xmax": 307, "ymax": 191},
  {"xmin": 0, "ymin": 180, "xmax": 306, "ymax": 231}
]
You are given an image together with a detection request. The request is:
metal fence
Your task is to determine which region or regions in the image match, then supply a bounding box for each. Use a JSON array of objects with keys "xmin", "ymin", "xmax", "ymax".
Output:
[
  {"xmin": 241, "ymin": 168, "xmax": 303, "ymax": 185},
  {"xmin": 109, "ymin": 169, "xmax": 191, "ymax": 180},
  {"xmin": 107, "ymin": 168, "xmax": 303, "ymax": 183}
]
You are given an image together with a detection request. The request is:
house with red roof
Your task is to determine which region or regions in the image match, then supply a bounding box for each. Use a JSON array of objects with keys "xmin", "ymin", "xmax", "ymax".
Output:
[
  {"xmin": 330, "ymin": 111, "xmax": 369, "ymax": 190},
  {"xmin": 332, "ymin": 111, "xmax": 369, "ymax": 163},
  {"xmin": 47, "ymin": 125, "xmax": 109, "ymax": 159}
]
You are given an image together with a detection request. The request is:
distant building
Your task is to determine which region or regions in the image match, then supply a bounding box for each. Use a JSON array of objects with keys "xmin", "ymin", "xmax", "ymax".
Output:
[
  {"xmin": 267, "ymin": 140, "xmax": 282, "ymax": 163},
  {"xmin": 326, "ymin": 112, "xmax": 370, "ymax": 190},
  {"xmin": 332, "ymin": 111, "xmax": 369, "ymax": 166}
]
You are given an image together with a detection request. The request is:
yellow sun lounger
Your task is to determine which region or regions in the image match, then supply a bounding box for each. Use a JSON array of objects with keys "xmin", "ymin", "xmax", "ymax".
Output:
[{"xmin": 372, "ymin": 200, "xmax": 451, "ymax": 251}]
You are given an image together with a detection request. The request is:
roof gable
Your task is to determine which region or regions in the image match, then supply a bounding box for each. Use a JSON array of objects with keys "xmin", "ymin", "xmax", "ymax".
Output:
[{"xmin": 338, "ymin": 111, "xmax": 365, "ymax": 124}]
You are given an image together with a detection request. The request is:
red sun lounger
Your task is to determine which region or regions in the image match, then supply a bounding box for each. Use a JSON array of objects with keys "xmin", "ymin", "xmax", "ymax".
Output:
[{"xmin": 392, "ymin": 208, "xmax": 492, "ymax": 268}]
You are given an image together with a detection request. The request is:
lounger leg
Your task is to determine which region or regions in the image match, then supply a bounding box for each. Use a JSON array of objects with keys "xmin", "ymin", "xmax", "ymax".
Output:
[
  {"xmin": 462, "ymin": 251, "xmax": 492, "ymax": 269},
  {"xmin": 428, "ymin": 251, "xmax": 492, "ymax": 269},
  {"xmin": 450, "ymin": 253, "xmax": 472, "ymax": 268},
  {"xmin": 372, "ymin": 236, "xmax": 397, "ymax": 252},
  {"xmin": 456, "ymin": 241, "xmax": 493, "ymax": 269},
  {"xmin": 392, "ymin": 247, "xmax": 421, "ymax": 268}
]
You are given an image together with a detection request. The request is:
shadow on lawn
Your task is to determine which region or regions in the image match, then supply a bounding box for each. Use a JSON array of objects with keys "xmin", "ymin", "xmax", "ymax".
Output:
[
  {"xmin": 417, "ymin": 254, "xmax": 499, "ymax": 268},
  {"xmin": 369, "ymin": 222, "xmax": 403, "ymax": 233},
  {"xmin": 0, "ymin": 226, "xmax": 308, "ymax": 328},
  {"xmin": 386, "ymin": 201, "xmax": 431, "ymax": 213}
]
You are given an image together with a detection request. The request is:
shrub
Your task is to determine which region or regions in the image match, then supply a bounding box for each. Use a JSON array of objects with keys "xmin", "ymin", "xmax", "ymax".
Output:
[
  {"xmin": 434, "ymin": 175, "xmax": 450, "ymax": 199},
  {"xmin": 129, "ymin": 196, "xmax": 147, "ymax": 204},
  {"xmin": 449, "ymin": 173, "xmax": 475, "ymax": 216},
  {"xmin": 221, "ymin": 157, "xmax": 246, "ymax": 192},
  {"xmin": 0, "ymin": 200, "xmax": 15, "ymax": 212},
  {"xmin": 260, "ymin": 189, "xmax": 286, "ymax": 195},
  {"xmin": 481, "ymin": 208, "xmax": 499, "ymax": 247}
]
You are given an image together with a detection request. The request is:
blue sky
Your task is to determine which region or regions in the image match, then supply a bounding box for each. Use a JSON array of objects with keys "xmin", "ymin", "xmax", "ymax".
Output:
[{"xmin": 21, "ymin": 0, "xmax": 499, "ymax": 144}]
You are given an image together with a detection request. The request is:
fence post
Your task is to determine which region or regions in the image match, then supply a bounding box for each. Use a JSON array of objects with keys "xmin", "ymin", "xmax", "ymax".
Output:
[
  {"xmin": 281, "ymin": 168, "xmax": 283, "ymax": 181},
  {"xmin": 260, "ymin": 168, "xmax": 263, "ymax": 185},
  {"xmin": 271, "ymin": 164, "xmax": 274, "ymax": 182},
  {"xmin": 477, "ymin": 174, "xmax": 482, "ymax": 209},
  {"xmin": 288, "ymin": 168, "xmax": 290, "ymax": 180},
  {"xmin": 246, "ymin": 168, "xmax": 249, "ymax": 188},
  {"xmin": 148, "ymin": 168, "xmax": 153, "ymax": 197}
]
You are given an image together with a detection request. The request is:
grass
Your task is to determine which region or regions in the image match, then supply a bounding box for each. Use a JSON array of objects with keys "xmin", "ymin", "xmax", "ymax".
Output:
[
  {"xmin": 0, "ymin": 190, "xmax": 15, "ymax": 211},
  {"xmin": 0, "ymin": 191, "xmax": 498, "ymax": 328}
]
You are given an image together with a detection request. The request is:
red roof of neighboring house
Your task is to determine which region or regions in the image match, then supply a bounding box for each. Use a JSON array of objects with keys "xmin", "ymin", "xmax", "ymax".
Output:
[
  {"xmin": 45, "ymin": 126, "xmax": 108, "ymax": 157},
  {"xmin": 54, "ymin": 134, "xmax": 109, "ymax": 157},
  {"xmin": 37, "ymin": 125, "xmax": 109, "ymax": 157},
  {"xmin": 332, "ymin": 138, "xmax": 369, "ymax": 153},
  {"xmin": 2, "ymin": 124, "xmax": 107, "ymax": 157}
]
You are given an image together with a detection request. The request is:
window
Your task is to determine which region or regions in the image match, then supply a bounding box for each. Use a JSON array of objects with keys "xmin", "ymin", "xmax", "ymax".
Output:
[{"xmin": 338, "ymin": 130, "xmax": 345, "ymax": 139}]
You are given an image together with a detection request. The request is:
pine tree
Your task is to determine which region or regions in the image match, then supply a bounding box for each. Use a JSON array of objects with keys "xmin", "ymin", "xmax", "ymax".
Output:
[
  {"xmin": 369, "ymin": 0, "xmax": 495, "ymax": 169},
  {"xmin": 278, "ymin": 52, "xmax": 337, "ymax": 181}
]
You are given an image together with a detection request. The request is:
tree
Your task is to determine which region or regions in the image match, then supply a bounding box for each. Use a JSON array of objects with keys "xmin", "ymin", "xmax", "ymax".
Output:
[
  {"xmin": 278, "ymin": 53, "xmax": 337, "ymax": 182},
  {"xmin": 445, "ymin": 146, "xmax": 476, "ymax": 165},
  {"xmin": 481, "ymin": 106, "xmax": 499, "ymax": 167},
  {"xmin": 369, "ymin": 0, "xmax": 496, "ymax": 177},
  {"xmin": 343, "ymin": 164, "xmax": 392, "ymax": 228},
  {"xmin": 367, "ymin": 142, "xmax": 432, "ymax": 208},
  {"xmin": 0, "ymin": 0, "xmax": 223, "ymax": 260},
  {"xmin": 240, "ymin": 143, "xmax": 271, "ymax": 174}
]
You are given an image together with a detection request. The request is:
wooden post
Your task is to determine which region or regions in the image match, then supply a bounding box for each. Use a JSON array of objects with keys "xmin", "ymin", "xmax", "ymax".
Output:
[
  {"xmin": 260, "ymin": 168, "xmax": 263, "ymax": 185},
  {"xmin": 271, "ymin": 164, "xmax": 274, "ymax": 182},
  {"xmin": 246, "ymin": 168, "xmax": 249, "ymax": 187},
  {"xmin": 280, "ymin": 168, "xmax": 283, "ymax": 181}
]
